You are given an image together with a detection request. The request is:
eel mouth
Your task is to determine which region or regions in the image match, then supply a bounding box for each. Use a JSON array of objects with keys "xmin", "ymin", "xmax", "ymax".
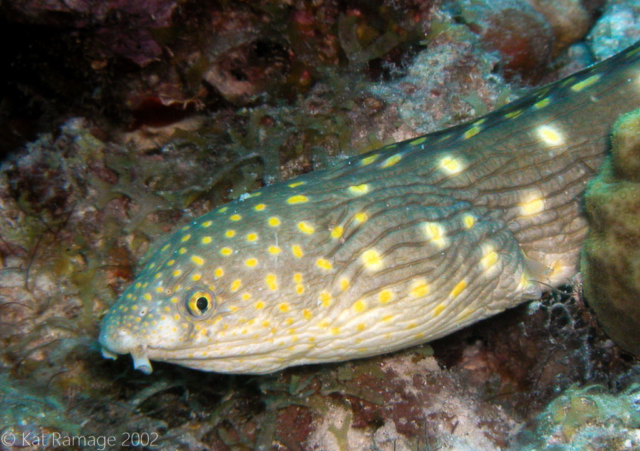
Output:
[
  {"xmin": 100, "ymin": 344, "xmax": 153, "ymax": 374},
  {"xmin": 130, "ymin": 346, "xmax": 153, "ymax": 374},
  {"xmin": 101, "ymin": 346, "xmax": 119, "ymax": 361}
]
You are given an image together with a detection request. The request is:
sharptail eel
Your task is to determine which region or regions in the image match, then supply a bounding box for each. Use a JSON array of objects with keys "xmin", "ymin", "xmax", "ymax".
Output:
[{"xmin": 100, "ymin": 40, "xmax": 640, "ymax": 374}]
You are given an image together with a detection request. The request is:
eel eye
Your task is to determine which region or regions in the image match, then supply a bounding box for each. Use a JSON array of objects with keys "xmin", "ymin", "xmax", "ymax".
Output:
[{"xmin": 187, "ymin": 291, "xmax": 215, "ymax": 317}]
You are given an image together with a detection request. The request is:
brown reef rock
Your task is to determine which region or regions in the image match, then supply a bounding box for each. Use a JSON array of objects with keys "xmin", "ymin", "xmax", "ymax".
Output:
[{"xmin": 582, "ymin": 108, "xmax": 640, "ymax": 355}]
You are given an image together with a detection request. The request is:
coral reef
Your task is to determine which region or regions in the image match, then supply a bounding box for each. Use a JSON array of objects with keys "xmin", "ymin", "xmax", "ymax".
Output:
[
  {"xmin": 516, "ymin": 384, "xmax": 640, "ymax": 450},
  {"xmin": 0, "ymin": 0, "xmax": 639, "ymax": 450},
  {"xmin": 582, "ymin": 109, "xmax": 640, "ymax": 356}
]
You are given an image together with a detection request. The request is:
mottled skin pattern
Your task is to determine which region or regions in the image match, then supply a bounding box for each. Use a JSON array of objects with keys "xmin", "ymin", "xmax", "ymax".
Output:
[{"xmin": 100, "ymin": 41, "xmax": 640, "ymax": 374}]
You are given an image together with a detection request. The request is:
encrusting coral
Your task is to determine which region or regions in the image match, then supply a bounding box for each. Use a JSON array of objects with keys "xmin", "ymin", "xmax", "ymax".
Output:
[{"xmin": 582, "ymin": 108, "xmax": 640, "ymax": 356}]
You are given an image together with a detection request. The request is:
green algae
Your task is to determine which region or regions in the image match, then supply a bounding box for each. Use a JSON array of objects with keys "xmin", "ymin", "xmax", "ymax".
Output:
[{"xmin": 517, "ymin": 384, "xmax": 640, "ymax": 450}]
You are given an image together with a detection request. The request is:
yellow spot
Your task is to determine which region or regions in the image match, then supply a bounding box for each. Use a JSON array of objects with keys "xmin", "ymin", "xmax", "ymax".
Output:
[
  {"xmin": 353, "ymin": 299, "xmax": 366, "ymax": 313},
  {"xmin": 255, "ymin": 301, "xmax": 265, "ymax": 310},
  {"xmin": 293, "ymin": 273, "xmax": 303, "ymax": 283},
  {"xmin": 330, "ymin": 327, "xmax": 340, "ymax": 335},
  {"xmin": 268, "ymin": 245, "xmax": 282, "ymax": 255},
  {"xmin": 191, "ymin": 255, "xmax": 205, "ymax": 266},
  {"xmin": 505, "ymin": 109, "xmax": 523, "ymax": 119},
  {"xmin": 266, "ymin": 274, "xmax": 278, "ymax": 291},
  {"xmin": 354, "ymin": 212, "xmax": 368, "ymax": 223},
  {"xmin": 231, "ymin": 279, "xmax": 242, "ymax": 292},
  {"xmin": 518, "ymin": 272, "xmax": 530, "ymax": 290},
  {"xmin": 230, "ymin": 214, "xmax": 242, "ymax": 221},
  {"xmin": 292, "ymin": 245, "xmax": 304, "ymax": 258},
  {"xmin": 161, "ymin": 244, "xmax": 170, "ymax": 252},
  {"xmin": 520, "ymin": 195, "xmax": 545, "ymax": 216},
  {"xmin": 179, "ymin": 248, "xmax": 187, "ymax": 254},
  {"xmin": 298, "ymin": 221, "xmax": 315, "ymax": 235},
  {"xmin": 143, "ymin": 294, "xmax": 152, "ymax": 301},
  {"xmin": 463, "ymin": 125, "xmax": 481, "ymax": 139},
  {"xmin": 381, "ymin": 154, "xmax": 402, "ymax": 168},
  {"xmin": 220, "ymin": 247, "xmax": 233, "ymax": 256},
  {"xmin": 537, "ymin": 125, "xmax": 564, "ymax": 146},
  {"xmin": 278, "ymin": 303, "xmax": 290, "ymax": 313},
  {"xmin": 214, "ymin": 267, "xmax": 224, "ymax": 278},
  {"xmin": 450, "ymin": 280, "xmax": 467, "ymax": 298},
  {"xmin": 534, "ymin": 97, "xmax": 550, "ymax": 109},
  {"xmin": 361, "ymin": 155, "xmax": 378, "ymax": 166},
  {"xmin": 303, "ymin": 309, "xmax": 312, "ymax": 320},
  {"xmin": 254, "ymin": 203, "xmax": 266, "ymax": 211},
  {"xmin": 481, "ymin": 244, "xmax": 499, "ymax": 270},
  {"xmin": 571, "ymin": 74, "xmax": 600, "ymax": 92},
  {"xmin": 319, "ymin": 291, "xmax": 332, "ymax": 307},
  {"xmin": 166, "ymin": 260, "xmax": 175, "ymax": 266},
  {"xmin": 433, "ymin": 303, "xmax": 446, "ymax": 317},
  {"xmin": 340, "ymin": 277, "xmax": 350, "ymax": 291},
  {"xmin": 181, "ymin": 234, "xmax": 191, "ymax": 242},
  {"xmin": 411, "ymin": 136, "xmax": 427, "ymax": 145},
  {"xmin": 202, "ymin": 236, "xmax": 212, "ymax": 244},
  {"xmin": 316, "ymin": 258, "xmax": 333, "ymax": 270},
  {"xmin": 296, "ymin": 284, "xmax": 305, "ymax": 294},
  {"xmin": 225, "ymin": 230, "xmax": 236, "ymax": 238},
  {"xmin": 191, "ymin": 273, "xmax": 202, "ymax": 282},
  {"xmin": 410, "ymin": 280, "xmax": 429, "ymax": 298},
  {"xmin": 171, "ymin": 297, "xmax": 179, "ymax": 303},
  {"xmin": 247, "ymin": 233, "xmax": 258, "ymax": 242},
  {"xmin": 202, "ymin": 221, "xmax": 213, "ymax": 227},
  {"xmin": 268, "ymin": 217, "xmax": 281, "ymax": 227},
  {"xmin": 287, "ymin": 195, "xmax": 308, "ymax": 204},
  {"xmin": 289, "ymin": 181, "xmax": 305, "ymax": 188},
  {"xmin": 219, "ymin": 207, "xmax": 228, "ymax": 213},
  {"xmin": 357, "ymin": 323, "xmax": 366, "ymax": 331},
  {"xmin": 458, "ymin": 308, "xmax": 473, "ymax": 321},
  {"xmin": 439, "ymin": 155, "xmax": 464, "ymax": 175},
  {"xmin": 245, "ymin": 258, "xmax": 258, "ymax": 267},
  {"xmin": 154, "ymin": 273, "xmax": 162, "ymax": 279},
  {"xmin": 379, "ymin": 290, "xmax": 393, "ymax": 304},
  {"xmin": 463, "ymin": 214, "xmax": 476, "ymax": 229},
  {"xmin": 382, "ymin": 315, "xmax": 394, "ymax": 323},
  {"xmin": 242, "ymin": 293, "xmax": 251, "ymax": 300},
  {"xmin": 423, "ymin": 222, "xmax": 447, "ymax": 248},
  {"xmin": 348, "ymin": 184, "xmax": 369, "ymax": 195},
  {"xmin": 361, "ymin": 249, "xmax": 383, "ymax": 270},
  {"xmin": 550, "ymin": 259, "xmax": 568, "ymax": 279},
  {"xmin": 331, "ymin": 226, "xmax": 344, "ymax": 239}
]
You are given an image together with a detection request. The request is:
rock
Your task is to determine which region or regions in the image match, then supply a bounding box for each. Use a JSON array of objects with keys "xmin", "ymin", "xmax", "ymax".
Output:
[{"xmin": 582, "ymin": 108, "xmax": 640, "ymax": 355}]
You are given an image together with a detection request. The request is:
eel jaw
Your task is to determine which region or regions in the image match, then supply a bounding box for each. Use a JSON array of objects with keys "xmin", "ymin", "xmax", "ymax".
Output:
[
  {"xmin": 131, "ymin": 346, "xmax": 153, "ymax": 374},
  {"xmin": 101, "ymin": 347, "xmax": 118, "ymax": 360},
  {"xmin": 100, "ymin": 342, "xmax": 153, "ymax": 374},
  {"xmin": 98, "ymin": 320, "xmax": 153, "ymax": 374}
]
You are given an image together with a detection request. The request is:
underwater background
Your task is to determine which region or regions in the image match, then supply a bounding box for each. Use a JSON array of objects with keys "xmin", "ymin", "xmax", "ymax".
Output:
[{"xmin": 1, "ymin": 0, "xmax": 640, "ymax": 449}]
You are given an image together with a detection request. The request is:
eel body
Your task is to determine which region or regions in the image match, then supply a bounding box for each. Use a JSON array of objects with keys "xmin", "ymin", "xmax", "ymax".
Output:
[{"xmin": 100, "ymin": 41, "xmax": 640, "ymax": 374}]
